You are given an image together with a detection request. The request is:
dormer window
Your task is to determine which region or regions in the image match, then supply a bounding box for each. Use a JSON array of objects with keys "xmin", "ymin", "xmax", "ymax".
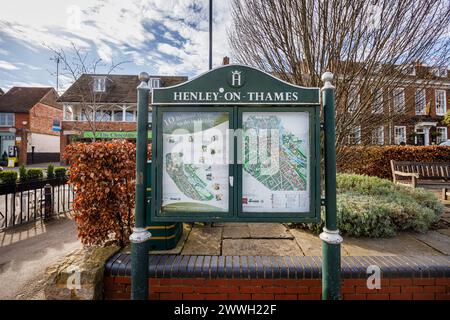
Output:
[
  {"xmin": 399, "ymin": 64, "xmax": 416, "ymax": 76},
  {"xmin": 150, "ymin": 78, "xmax": 161, "ymax": 89},
  {"xmin": 93, "ymin": 77, "xmax": 106, "ymax": 92},
  {"xmin": 432, "ymin": 66, "xmax": 448, "ymax": 78}
]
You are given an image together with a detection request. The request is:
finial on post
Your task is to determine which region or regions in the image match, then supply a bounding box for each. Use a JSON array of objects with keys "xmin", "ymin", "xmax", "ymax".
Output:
[
  {"xmin": 321, "ymin": 71, "xmax": 334, "ymax": 89},
  {"xmin": 138, "ymin": 72, "xmax": 150, "ymax": 89}
]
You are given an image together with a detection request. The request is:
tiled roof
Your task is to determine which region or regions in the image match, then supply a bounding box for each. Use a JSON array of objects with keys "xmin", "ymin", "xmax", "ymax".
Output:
[
  {"xmin": 59, "ymin": 74, "xmax": 188, "ymax": 103},
  {"xmin": 0, "ymin": 87, "xmax": 60, "ymax": 113}
]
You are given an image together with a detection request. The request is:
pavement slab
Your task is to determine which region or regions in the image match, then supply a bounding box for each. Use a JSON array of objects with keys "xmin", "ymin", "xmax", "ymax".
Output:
[
  {"xmin": 342, "ymin": 233, "xmax": 443, "ymax": 256},
  {"xmin": 181, "ymin": 226, "xmax": 222, "ymax": 255},
  {"xmin": 222, "ymin": 225, "xmax": 251, "ymax": 239},
  {"xmin": 411, "ymin": 231, "xmax": 450, "ymax": 255},
  {"xmin": 290, "ymin": 228, "xmax": 322, "ymax": 256},
  {"xmin": 247, "ymin": 223, "xmax": 293, "ymax": 239},
  {"xmin": 222, "ymin": 239, "xmax": 301, "ymax": 256}
]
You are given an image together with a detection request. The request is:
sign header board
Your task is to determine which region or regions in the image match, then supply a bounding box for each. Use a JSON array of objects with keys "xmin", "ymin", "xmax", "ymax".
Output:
[{"xmin": 152, "ymin": 65, "xmax": 320, "ymax": 105}]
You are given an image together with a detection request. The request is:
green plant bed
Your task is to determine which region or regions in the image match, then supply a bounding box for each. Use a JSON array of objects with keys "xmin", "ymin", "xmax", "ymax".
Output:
[{"xmin": 297, "ymin": 173, "xmax": 444, "ymax": 237}]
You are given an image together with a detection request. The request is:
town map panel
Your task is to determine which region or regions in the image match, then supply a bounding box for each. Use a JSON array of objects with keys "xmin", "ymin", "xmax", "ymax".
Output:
[
  {"xmin": 242, "ymin": 112, "xmax": 310, "ymax": 212},
  {"xmin": 161, "ymin": 112, "xmax": 229, "ymax": 213}
]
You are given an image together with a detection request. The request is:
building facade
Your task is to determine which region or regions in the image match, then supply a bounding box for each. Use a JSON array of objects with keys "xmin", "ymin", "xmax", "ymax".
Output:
[
  {"xmin": 0, "ymin": 87, "xmax": 62, "ymax": 165},
  {"xmin": 344, "ymin": 64, "xmax": 449, "ymax": 146},
  {"xmin": 59, "ymin": 74, "xmax": 187, "ymax": 162}
]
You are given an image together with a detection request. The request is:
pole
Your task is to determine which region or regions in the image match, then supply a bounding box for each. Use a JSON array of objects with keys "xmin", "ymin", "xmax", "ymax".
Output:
[
  {"xmin": 130, "ymin": 72, "xmax": 152, "ymax": 300},
  {"xmin": 320, "ymin": 72, "xmax": 342, "ymax": 300},
  {"xmin": 209, "ymin": 0, "xmax": 213, "ymax": 70}
]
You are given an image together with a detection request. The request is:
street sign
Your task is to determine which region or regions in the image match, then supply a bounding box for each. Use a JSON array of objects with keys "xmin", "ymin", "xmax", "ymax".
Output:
[{"xmin": 150, "ymin": 65, "xmax": 321, "ymax": 223}]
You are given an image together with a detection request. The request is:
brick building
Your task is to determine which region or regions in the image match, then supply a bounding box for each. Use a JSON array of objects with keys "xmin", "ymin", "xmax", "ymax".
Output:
[
  {"xmin": 59, "ymin": 74, "xmax": 187, "ymax": 162},
  {"xmin": 0, "ymin": 87, "xmax": 62, "ymax": 165},
  {"xmin": 343, "ymin": 63, "xmax": 449, "ymax": 146}
]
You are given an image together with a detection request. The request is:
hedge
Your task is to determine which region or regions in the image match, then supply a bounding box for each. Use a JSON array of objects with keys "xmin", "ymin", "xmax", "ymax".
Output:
[
  {"xmin": 297, "ymin": 173, "xmax": 444, "ymax": 237},
  {"xmin": 0, "ymin": 171, "xmax": 18, "ymax": 184},
  {"xmin": 27, "ymin": 168, "xmax": 44, "ymax": 181},
  {"xmin": 337, "ymin": 145, "xmax": 450, "ymax": 179},
  {"xmin": 54, "ymin": 167, "xmax": 67, "ymax": 178}
]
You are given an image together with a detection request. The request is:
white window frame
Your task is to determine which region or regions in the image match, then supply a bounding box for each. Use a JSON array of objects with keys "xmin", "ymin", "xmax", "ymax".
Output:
[
  {"xmin": 0, "ymin": 113, "xmax": 15, "ymax": 127},
  {"xmin": 393, "ymin": 88, "xmax": 405, "ymax": 113},
  {"xmin": 435, "ymin": 89, "xmax": 447, "ymax": 116},
  {"xmin": 63, "ymin": 105, "xmax": 74, "ymax": 121},
  {"xmin": 432, "ymin": 66, "xmax": 448, "ymax": 78},
  {"xmin": 93, "ymin": 77, "xmax": 106, "ymax": 93},
  {"xmin": 394, "ymin": 126, "xmax": 406, "ymax": 145},
  {"xmin": 436, "ymin": 127, "xmax": 447, "ymax": 144},
  {"xmin": 372, "ymin": 88, "xmax": 384, "ymax": 114},
  {"xmin": 347, "ymin": 86, "xmax": 359, "ymax": 114},
  {"xmin": 348, "ymin": 126, "xmax": 361, "ymax": 145},
  {"xmin": 371, "ymin": 126, "xmax": 384, "ymax": 145},
  {"xmin": 150, "ymin": 78, "xmax": 161, "ymax": 89},
  {"xmin": 415, "ymin": 89, "xmax": 426, "ymax": 115}
]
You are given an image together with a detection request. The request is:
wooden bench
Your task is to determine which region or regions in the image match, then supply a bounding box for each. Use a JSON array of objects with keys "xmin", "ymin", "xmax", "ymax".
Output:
[{"xmin": 390, "ymin": 160, "xmax": 450, "ymax": 198}]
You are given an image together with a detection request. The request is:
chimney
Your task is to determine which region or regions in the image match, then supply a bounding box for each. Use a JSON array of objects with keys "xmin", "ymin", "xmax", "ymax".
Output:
[{"xmin": 223, "ymin": 56, "xmax": 230, "ymax": 65}]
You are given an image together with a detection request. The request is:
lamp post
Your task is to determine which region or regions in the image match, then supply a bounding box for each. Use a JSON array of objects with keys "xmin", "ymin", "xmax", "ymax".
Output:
[
  {"xmin": 320, "ymin": 72, "xmax": 342, "ymax": 300},
  {"xmin": 130, "ymin": 72, "xmax": 152, "ymax": 300}
]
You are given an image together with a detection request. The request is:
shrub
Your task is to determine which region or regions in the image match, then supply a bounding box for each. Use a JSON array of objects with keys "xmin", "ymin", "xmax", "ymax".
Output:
[
  {"xmin": 54, "ymin": 167, "xmax": 67, "ymax": 178},
  {"xmin": 47, "ymin": 164, "xmax": 55, "ymax": 179},
  {"xmin": 298, "ymin": 173, "xmax": 444, "ymax": 237},
  {"xmin": 0, "ymin": 171, "xmax": 18, "ymax": 185},
  {"xmin": 63, "ymin": 140, "xmax": 136, "ymax": 247},
  {"xmin": 27, "ymin": 168, "xmax": 44, "ymax": 181},
  {"xmin": 19, "ymin": 166, "xmax": 27, "ymax": 183},
  {"xmin": 337, "ymin": 146, "xmax": 450, "ymax": 179}
]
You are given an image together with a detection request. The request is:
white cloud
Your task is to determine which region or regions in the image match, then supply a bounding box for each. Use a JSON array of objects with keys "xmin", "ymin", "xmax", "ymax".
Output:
[
  {"xmin": 0, "ymin": 60, "xmax": 19, "ymax": 70},
  {"xmin": 0, "ymin": 0, "xmax": 234, "ymax": 87}
]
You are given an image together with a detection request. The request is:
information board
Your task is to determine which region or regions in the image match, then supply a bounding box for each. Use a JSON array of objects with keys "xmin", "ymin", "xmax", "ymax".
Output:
[{"xmin": 242, "ymin": 112, "xmax": 310, "ymax": 213}]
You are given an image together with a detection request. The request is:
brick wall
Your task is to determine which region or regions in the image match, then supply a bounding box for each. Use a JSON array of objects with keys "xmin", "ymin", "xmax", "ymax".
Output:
[
  {"xmin": 29, "ymin": 103, "xmax": 62, "ymax": 136},
  {"xmin": 103, "ymin": 276, "xmax": 450, "ymax": 301},
  {"xmin": 103, "ymin": 254, "xmax": 450, "ymax": 301}
]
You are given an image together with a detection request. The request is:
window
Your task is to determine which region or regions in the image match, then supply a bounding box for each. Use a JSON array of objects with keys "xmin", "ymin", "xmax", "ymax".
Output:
[
  {"xmin": 101, "ymin": 110, "xmax": 112, "ymax": 122},
  {"xmin": 348, "ymin": 126, "xmax": 361, "ymax": 145},
  {"xmin": 113, "ymin": 109, "xmax": 124, "ymax": 121},
  {"xmin": 93, "ymin": 77, "xmax": 106, "ymax": 92},
  {"xmin": 372, "ymin": 126, "xmax": 384, "ymax": 145},
  {"xmin": 415, "ymin": 89, "xmax": 426, "ymax": 115},
  {"xmin": 125, "ymin": 109, "xmax": 136, "ymax": 121},
  {"xmin": 394, "ymin": 126, "xmax": 406, "ymax": 145},
  {"xmin": 63, "ymin": 105, "xmax": 74, "ymax": 120},
  {"xmin": 393, "ymin": 88, "xmax": 405, "ymax": 113},
  {"xmin": 436, "ymin": 127, "xmax": 447, "ymax": 144},
  {"xmin": 0, "ymin": 113, "xmax": 14, "ymax": 126},
  {"xmin": 80, "ymin": 107, "xmax": 93, "ymax": 121},
  {"xmin": 432, "ymin": 66, "xmax": 447, "ymax": 78},
  {"xmin": 347, "ymin": 87, "xmax": 359, "ymax": 113},
  {"xmin": 399, "ymin": 64, "xmax": 416, "ymax": 76},
  {"xmin": 150, "ymin": 78, "xmax": 161, "ymax": 89},
  {"xmin": 372, "ymin": 89, "xmax": 384, "ymax": 114},
  {"xmin": 435, "ymin": 90, "xmax": 447, "ymax": 116}
]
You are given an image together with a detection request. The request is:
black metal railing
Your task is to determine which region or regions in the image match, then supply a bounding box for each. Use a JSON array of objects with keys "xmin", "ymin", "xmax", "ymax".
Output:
[{"xmin": 0, "ymin": 177, "xmax": 74, "ymax": 231}]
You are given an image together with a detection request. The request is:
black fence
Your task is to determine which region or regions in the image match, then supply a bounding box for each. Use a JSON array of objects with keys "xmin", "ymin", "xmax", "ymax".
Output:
[{"xmin": 0, "ymin": 177, "xmax": 74, "ymax": 231}]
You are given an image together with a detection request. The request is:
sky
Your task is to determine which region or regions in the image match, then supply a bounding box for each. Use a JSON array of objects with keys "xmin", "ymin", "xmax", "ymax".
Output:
[{"xmin": 0, "ymin": 0, "xmax": 233, "ymax": 93}]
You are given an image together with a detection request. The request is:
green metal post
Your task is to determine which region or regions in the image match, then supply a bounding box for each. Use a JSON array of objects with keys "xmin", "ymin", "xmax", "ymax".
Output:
[
  {"xmin": 320, "ymin": 72, "xmax": 342, "ymax": 300},
  {"xmin": 130, "ymin": 72, "xmax": 152, "ymax": 300}
]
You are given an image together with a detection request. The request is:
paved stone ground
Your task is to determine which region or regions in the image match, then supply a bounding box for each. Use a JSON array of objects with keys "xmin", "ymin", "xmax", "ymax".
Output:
[
  {"xmin": 174, "ymin": 199, "xmax": 450, "ymax": 257},
  {"xmin": 0, "ymin": 215, "xmax": 81, "ymax": 300}
]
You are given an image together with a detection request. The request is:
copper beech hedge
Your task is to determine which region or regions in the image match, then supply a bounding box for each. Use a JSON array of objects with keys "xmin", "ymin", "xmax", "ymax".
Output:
[
  {"xmin": 64, "ymin": 140, "xmax": 152, "ymax": 247},
  {"xmin": 337, "ymin": 145, "xmax": 450, "ymax": 179}
]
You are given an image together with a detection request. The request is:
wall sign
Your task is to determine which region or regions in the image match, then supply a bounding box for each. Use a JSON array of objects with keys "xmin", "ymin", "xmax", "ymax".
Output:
[{"xmin": 151, "ymin": 65, "xmax": 320, "ymax": 223}]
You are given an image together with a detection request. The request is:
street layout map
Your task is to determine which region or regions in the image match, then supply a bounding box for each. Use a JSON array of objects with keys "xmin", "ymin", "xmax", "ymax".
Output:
[
  {"xmin": 161, "ymin": 112, "xmax": 230, "ymax": 213},
  {"xmin": 242, "ymin": 112, "xmax": 310, "ymax": 212}
]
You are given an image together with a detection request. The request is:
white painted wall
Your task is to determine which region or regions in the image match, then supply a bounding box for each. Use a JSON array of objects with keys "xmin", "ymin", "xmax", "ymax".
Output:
[{"xmin": 27, "ymin": 133, "xmax": 60, "ymax": 153}]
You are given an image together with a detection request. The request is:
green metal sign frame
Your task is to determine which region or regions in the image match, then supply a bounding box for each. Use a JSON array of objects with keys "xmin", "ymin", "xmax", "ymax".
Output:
[
  {"xmin": 150, "ymin": 65, "xmax": 321, "ymax": 223},
  {"xmin": 130, "ymin": 66, "xmax": 342, "ymax": 300}
]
